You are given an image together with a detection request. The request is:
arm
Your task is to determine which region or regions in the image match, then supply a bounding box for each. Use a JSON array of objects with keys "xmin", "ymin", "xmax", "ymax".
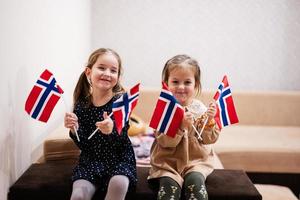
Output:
[
  {"xmin": 200, "ymin": 119, "xmax": 220, "ymax": 144},
  {"xmin": 64, "ymin": 111, "xmax": 86, "ymax": 149},
  {"xmin": 64, "ymin": 112, "xmax": 78, "ymax": 135},
  {"xmin": 194, "ymin": 101, "xmax": 220, "ymax": 144},
  {"xmin": 64, "ymin": 103, "xmax": 95, "ymax": 150}
]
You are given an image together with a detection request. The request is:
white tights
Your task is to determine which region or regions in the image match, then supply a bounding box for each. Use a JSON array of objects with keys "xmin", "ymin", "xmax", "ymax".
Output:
[
  {"xmin": 70, "ymin": 179, "xmax": 95, "ymax": 200},
  {"xmin": 70, "ymin": 175, "xmax": 129, "ymax": 200},
  {"xmin": 105, "ymin": 175, "xmax": 129, "ymax": 200}
]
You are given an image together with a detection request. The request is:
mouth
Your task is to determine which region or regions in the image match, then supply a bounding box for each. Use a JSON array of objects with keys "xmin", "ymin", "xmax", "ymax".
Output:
[
  {"xmin": 99, "ymin": 79, "xmax": 110, "ymax": 82},
  {"xmin": 175, "ymin": 92, "xmax": 186, "ymax": 96}
]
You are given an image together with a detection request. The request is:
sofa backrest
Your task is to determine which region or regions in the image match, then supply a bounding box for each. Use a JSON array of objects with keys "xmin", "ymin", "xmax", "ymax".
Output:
[{"xmin": 134, "ymin": 88, "xmax": 300, "ymax": 126}]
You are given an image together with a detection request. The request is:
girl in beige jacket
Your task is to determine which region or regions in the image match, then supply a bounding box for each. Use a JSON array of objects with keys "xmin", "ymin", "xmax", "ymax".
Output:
[{"xmin": 148, "ymin": 54, "xmax": 220, "ymax": 200}]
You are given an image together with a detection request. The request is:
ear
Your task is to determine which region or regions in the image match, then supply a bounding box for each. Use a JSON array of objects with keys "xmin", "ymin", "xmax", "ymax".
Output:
[{"xmin": 85, "ymin": 67, "xmax": 91, "ymax": 79}]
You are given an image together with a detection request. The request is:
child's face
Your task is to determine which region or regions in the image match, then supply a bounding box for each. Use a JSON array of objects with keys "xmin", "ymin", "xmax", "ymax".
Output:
[
  {"xmin": 167, "ymin": 66, "xmax": 196, "ymax": 106},
  {"xmin": 87, "ymin": 53, "xmax": 119, "ymax": 92}
]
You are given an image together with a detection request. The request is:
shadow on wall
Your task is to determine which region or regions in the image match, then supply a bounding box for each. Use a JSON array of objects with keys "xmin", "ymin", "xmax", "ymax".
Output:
[{"xmin": 0, "ymin": 68, "xmax": 33, "ymax": 200}]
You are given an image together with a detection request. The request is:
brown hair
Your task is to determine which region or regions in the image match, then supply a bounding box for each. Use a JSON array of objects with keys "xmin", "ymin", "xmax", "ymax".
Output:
[
  {"xmin": 73, "ymin": 48, "xmax": 124, "ymax": 107},
  {"xmin": 162, "ymin": 54, "xmax": 202, "ymax": 96}
]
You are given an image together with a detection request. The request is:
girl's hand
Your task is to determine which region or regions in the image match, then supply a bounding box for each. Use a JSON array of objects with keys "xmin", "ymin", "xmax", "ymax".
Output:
[
  {"xmin": 180, "ymin": 110, "xmax": 194, "ymax": 130},
  {"xmin": 206, "ymin": 102, "xmax": 217, "ymax": 121},
  {"xmin": 96, "ymin": 112, "xmax": 113, "ymax": 135},
  {"xmin": 64, "ymin": 112, "xmax": 79, "ymax": 133}
]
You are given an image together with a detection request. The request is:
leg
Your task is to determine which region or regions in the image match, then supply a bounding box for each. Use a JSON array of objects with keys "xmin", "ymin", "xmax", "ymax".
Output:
[
  {"xmin": 183, "ymin": 172, "xmax": 208, "ymax": 200},
  {"xmin": 105, "ymin": 175, "xmax": 129, "ymax": 200},
  {"xmin": 70, "ymin": 179, "xmax": 96, "ymax": 200},
  {"xmin": 157, "ymin": 177, "xmax": 181, "ymax": 200}
]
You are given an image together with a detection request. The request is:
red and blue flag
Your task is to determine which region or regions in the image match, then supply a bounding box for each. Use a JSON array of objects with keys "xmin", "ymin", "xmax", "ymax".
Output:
[
  {"xmin": 213, "ymin": 75, "xmax": 239, "ymax": 129},
  {"xmin": 149, "ymin": 82, "xmax": 184, "ymax": 138},
  {"xmin": 25, "ymin": 69, "xmax": 64, "ymax": 122},
  {"xmin": 112, "ymin": 83, "xmax": 140, "ymax": 134}
]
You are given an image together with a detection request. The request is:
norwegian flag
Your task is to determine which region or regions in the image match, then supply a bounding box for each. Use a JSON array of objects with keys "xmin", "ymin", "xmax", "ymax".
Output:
[
  {"xmin": 112, "ymin": 83, "xmax": 140, "ymax": 134},
  {"xmin": 25, "ymin": 69, "xmax": 64, "ymax": 122},
  {"xmin": 213, "ymin": 75, "xmax": 239, "ymax": 129},
  {"xmin": 149, "ymin": 82, "xmax": 184, "ymax": 138}
]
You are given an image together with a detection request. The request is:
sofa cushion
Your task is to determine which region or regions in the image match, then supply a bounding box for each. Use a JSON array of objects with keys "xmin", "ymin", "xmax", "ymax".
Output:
[
  {"xmin": 255, "ymin": 184, "xmax": 298, "ymax": 200},
  {"xmin": 43, "ymin": 138, "xmax": 79, "ymax": 163},
  {"xmin": 247, "ymin": 171, "xmax": 300, "ymax": 198},
  {"xmin": 8, "ymin": 163, "xmax": 262, "ymax": 200},
  {"xmin": 214, "ymin": 125, "xmax": 300, "ymax": 173}
]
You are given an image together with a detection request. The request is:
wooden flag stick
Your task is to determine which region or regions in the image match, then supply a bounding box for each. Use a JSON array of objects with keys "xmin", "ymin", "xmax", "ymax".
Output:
[
  {"xmin": 73, "ymin": 127, "xmax": 80, "ymax": 142},
  {"xmin": 88, "ymin": 112, "xmax": 113, "ymax": 140},
  {"xmin": 198, "ymin": 116, "xmax": 208, "ymax": 138},
  {"xmin": 185, "ymin": 107, "xmax": 203, "ymax": 140},
  {"xmin": 192, "ymin": 124, "xmax": 203, "ymax": 140}
]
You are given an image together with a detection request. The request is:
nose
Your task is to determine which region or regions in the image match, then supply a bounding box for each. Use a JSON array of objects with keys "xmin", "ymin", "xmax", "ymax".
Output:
[
  {"xmin": 178, "ymin": 83, "xmax": 185, "ymax": 89},
  {"xmin": 103, "ymin": 68, "xmax": 111, "ymax": 77}
]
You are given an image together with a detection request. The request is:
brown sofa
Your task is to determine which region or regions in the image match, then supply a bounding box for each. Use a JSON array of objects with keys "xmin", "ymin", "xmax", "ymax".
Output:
[
  {"xmin": 132, "ymin": 89, "xmax": 300, "ymax": 174},
  {"xmin": 14, "ymin": 89, "xmax": 300, "ymax": 199},
  {"xmin": 132, "ymin": 89, "xmax": 300, "ymax": 198},
  {"xmin": 8, "ymin": 163, "xmax": 263, "ymax": 200},
  {"xmin": 43, "ymin": 89, "xmax": 300, "ymax": 173}
]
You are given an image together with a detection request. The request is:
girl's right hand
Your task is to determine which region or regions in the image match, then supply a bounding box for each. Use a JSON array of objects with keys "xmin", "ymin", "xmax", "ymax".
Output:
[
  {"xmin": 64, "ymin": 112, "xmax": 79, "ymax": 133},
  {"xmin": 95, "ymin": 112, "xmax": 113, "ymax": 135},
  {"xmin": 180, "ymin": 110, "xmax": 193, "ymax": 131}
]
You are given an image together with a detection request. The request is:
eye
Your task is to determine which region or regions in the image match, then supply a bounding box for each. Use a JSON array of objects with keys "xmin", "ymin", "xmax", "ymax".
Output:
[
  {"xmin": 172, "ymin": 80, "xmax": 179, "ymax": 84},
  {"xmin": 110, "ymin": 69, "xmax": 118, "ymax": 74},
  {"xmin": 98, "ymin": 65, "xmax": 105, "ymax": 70},
  {"xmin": 184, "ymin": 81, "xmax": 192, "ymax": 85}
]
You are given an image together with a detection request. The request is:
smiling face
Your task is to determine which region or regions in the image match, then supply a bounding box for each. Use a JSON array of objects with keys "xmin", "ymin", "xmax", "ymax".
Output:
[
  {"xmin": 167, "ymin": 65, "xmax": 196, "ymax": 106},
  {"xmin": 86, "ymin": 52, "xmax": 119, "ymax": 92}
]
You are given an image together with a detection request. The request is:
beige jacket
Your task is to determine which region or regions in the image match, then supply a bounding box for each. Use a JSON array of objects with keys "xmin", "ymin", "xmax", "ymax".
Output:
[{"xmin": 148, "ymin": 99, "xmax": 220, "ymax": 187}]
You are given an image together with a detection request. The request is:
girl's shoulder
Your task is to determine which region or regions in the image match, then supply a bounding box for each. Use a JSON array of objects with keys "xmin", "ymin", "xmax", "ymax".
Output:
[{"xmin": 187, "ymin": 99, "xmax": 207, "ymax": 117}]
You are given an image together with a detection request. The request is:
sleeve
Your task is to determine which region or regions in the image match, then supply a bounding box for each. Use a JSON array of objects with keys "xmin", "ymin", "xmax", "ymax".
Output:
[
  {"xmin": 69, "ymin": 125, "xmax": 98, "ymax": 150},
  {"xmin": 69, "ymin": 130, "xmax": 81, "ymax": 148},
  {"xmin": 197, "ymin": 119, "xmax": 220, "ymax": 144},
  {"xmin": 69, "ymin": 124, "xmax": 91, "ymax": 150},
  {"xmin": 191, "ymin": 100, "xmax": 220, "ymax": 144},
  {"xmin": 155, "ymin": 129, "xmax": 185, "ymax": 148},
  {"xmin": 68, "ymin": 102, "xmax": 93, "ymax": 150}
]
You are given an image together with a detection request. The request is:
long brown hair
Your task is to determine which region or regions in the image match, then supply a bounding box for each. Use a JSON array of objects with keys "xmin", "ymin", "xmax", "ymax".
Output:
[
  {"xmin": 73, "ymin": 48, "xmax": 124, "ymax": 108},
  {"xmin": 162, "ymin": 54, "xmax": 202, "ymax": 96}
]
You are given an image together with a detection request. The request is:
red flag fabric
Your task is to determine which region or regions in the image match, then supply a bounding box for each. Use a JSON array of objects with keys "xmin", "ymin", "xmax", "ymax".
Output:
[
  {"xmin": 213, "ymin": 75, "xmax": 239, "ymax": 129},
  {"xmin": 112, "ymin": 83, "xmax": 140, "ymax": 134},
  {"xmin": 25, "ymin": 69, "xmax": 64, "ymax": 122},
  {"xmin": 149, "ymin": 82, "xmax": 184, "ymax": 138}
]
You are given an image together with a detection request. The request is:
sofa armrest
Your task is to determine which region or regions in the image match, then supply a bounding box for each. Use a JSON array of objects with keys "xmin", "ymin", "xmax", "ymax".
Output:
[{"xmin": 43, "ymin": 138, "xmax": 80, "ymax": 163}]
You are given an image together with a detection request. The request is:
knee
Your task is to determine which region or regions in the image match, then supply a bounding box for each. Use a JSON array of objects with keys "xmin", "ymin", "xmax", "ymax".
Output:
[
  {"xmin": 108, "ymin": 175, "xmax": 129, "ymax": 194},
  {"xmin": 70, "ymin": 187, "xmax": 89, "ymax": 200},
  {"xmin": 70, "ymin": 190, "xmax": 84, "ymax": 200}
]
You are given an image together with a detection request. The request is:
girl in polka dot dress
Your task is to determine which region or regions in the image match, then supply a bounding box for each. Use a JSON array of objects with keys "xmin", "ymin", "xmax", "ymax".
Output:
[{"xmin": 64, "ymin": 48, "xmax": 137, "ymax": 200}]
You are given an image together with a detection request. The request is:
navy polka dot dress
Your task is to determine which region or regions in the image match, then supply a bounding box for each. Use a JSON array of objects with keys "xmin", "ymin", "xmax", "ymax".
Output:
[{"xmin": 69, "ymin": 94, "xmax": 137, "ymax": 192}]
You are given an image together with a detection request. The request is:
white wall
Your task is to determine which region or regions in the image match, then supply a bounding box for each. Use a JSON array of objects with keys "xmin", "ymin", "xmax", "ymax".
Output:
[
  {"xmin": 1, "ymin": 0, "xmax": 300, "ymax": 199},
  {"xmin": 91, "ymin": 0, "xmax": 300, "ymax": 91},
  {"xmin": 0, "ymin": 0, "xmax": 91, "ymax": 199}
]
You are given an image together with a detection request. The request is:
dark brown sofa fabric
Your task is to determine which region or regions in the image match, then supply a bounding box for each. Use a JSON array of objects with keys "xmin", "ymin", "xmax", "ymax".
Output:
[{"xmin": 8, "ymin": 163, "xmax": 261, "ymax": 200}]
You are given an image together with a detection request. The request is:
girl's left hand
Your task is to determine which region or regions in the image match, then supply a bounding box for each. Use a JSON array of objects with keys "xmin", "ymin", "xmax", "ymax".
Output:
[
  {"xmin": 207, "ymin": 102, "xmax": 217, "ymax": 121},
  {"xmin": 95, "ymin": 112, "xmax": 113, "ymax": 135}
]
